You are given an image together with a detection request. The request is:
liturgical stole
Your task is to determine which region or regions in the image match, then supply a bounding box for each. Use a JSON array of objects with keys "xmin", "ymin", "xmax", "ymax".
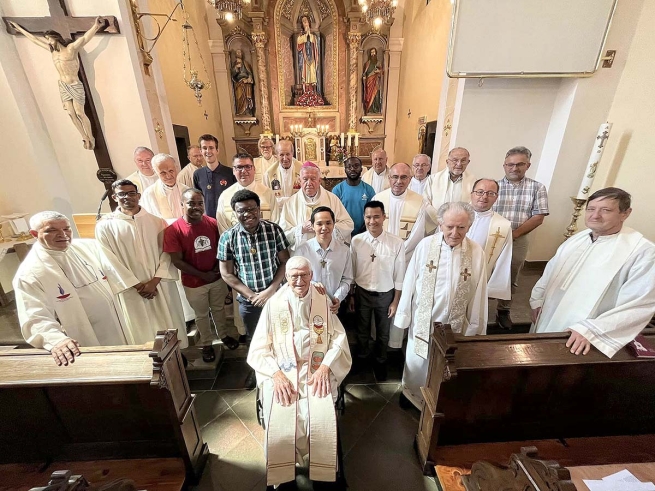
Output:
[
  {"xmin": 484, "ymin": 213, "xmax": 512, "ymax": 272},
  {"xmin": 266, "ymin": 288, "xmax": 337, "ymax": 485},
  {"xmin": 429, "ymin": 169, "xmax": 476, "ymax": 207},
  {"xmin": 377, "ymin": 192, "xmax": 422, "ymax": 241},
  {"xmin": 414, "ymin": 234, "xmax": 474, "ymax": 359},
  {"xmin": 152, "ymin": 181, "xmax": 182, "ymax": 220}
]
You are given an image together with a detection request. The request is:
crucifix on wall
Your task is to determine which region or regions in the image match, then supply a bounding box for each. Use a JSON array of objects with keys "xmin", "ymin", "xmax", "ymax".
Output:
[{"xmin": 3, "ymin": 0, "xmax": 120, "ymax": 206}]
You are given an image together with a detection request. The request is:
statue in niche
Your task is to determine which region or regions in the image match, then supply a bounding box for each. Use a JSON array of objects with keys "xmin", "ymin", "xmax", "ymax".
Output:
[
  {"xmin": 231, "ymin": 49, "xmax": 255, "ymax": 117},
  {"xmin": 304, "ymin": 138, "xmax": 318, "ymax": 161},
  {"xmin": 362, "ymin": 47, "xmax": 384, "ymax": 115},
  {"xmin": 294, "ymin": 15, "xmax": 325, "ymax": 106},
  {"xmin": 8, "ymin": 18, "xmax": 106, "ymax": 150}
]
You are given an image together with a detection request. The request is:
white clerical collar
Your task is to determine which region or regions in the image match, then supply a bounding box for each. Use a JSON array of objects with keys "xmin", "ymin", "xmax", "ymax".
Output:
[
  {"xmin": 413, "ymin": 177, "xmax": 427, "ymax": 183},
  {"xmin": 239, "ymin": 181, "xmax": 256, "ymax": 190},
  {"xmin": 391, "ymin": 190, "xmax": 407, "ymax": 200},
  {"xmin": 475, "ymin": 209, "xmax": 494, "ymax": 218},
  {"xmin": 163, "ymin": 182, "xmax": 177, "ymax": 192},
  {"xmin": 441, "ymin": 237, "xmax": 462, "ymax": 251},
  {"xmin": 42, "ymin": 246, "xmax": 70, "ymax": 257},
  {"xmin": 280, "ymin": 165, "xmax": 293, "ymax": 175},
  {"xmin": 376, "ymin": 168, "xmax": 387, "ymax": 176},
  {"xmin": 589, "ymin": 231, "xmax": 621, "ymax": 243}
]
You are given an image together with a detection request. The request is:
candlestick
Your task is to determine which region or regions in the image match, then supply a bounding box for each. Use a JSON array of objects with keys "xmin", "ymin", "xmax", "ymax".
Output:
[
  {"xmin": 576, "ymin": 123, "xmax": 612, "ymax": 199},
  {"xmin": 564, "ymin": 197, "xmax": 588, "ymax": 239}
]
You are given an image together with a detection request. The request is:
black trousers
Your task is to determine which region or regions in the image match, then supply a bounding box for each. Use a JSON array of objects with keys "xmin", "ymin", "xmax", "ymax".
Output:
[{"xmin": 355, "ymin": 286, "xmax": 394, "ymax": 364}]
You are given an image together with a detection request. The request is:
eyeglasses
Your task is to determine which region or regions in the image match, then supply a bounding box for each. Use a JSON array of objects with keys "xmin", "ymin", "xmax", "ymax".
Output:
[
  {"xmin": 413, "ymin": 164, "xmax": 430, "ymax": 169},
  {"xmin": 234, "ymin": 165, "xmax": 254, "ymax": 172},
  {"xmin": 447, "ymin": 159, "xmax": 470, "ymax": 165},
  {"xmin": 504, "ymin": 163, "xmax": 528, "ymax": 168},
  {"xmin": 289, "ymin": 272, "xmax": 311, "ymax": 281},
  {"xmin": 261, "ymin": 145, "xmax": 274, "ymax": 150},
  {"xmin": 115, "ymin": 191, "xmax": 138, "ymax": 198},
  {"xmin": 235, "ymin": 206, "xmax": 259, "ymax": 216},
  {"xmin": 389, "ymin": 175, "xmax": 410, "ymax": 182},
  {"xmin": 471, "ymin": 190, "xmax": 498, "ymax": 197}
]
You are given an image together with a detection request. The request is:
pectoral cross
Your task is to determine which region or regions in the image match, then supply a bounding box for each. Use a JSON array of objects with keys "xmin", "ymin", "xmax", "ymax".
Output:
[
  {"xmin": 488, "ymin": 227, "xmax": 505, "ymax": 263},
  {"xmin": 320, "ymin": 259, "xmax": 327, "ymax": 268},
  {"xmin": 370, "ymin": 253, "xmax": 376, "ymax": 262},
  {"xmin": 426, "ymin": 260, "xmax": 437, "ymax": 273},
  {"xmin": 460, "ymin": 268, "xmax": 471, "ymax": 281},
  {"xmin": 596, "ymin": 129, "xmax": 610, "ymax": 149}
]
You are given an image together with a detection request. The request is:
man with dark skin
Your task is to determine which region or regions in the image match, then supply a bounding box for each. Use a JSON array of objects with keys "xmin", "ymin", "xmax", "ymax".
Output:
[
  {"xmin": 332, "ymin": 157, "xmax": 376, "ymax": 236},
  {"xmin": 164, "ymin": 189, "xmax": 239, "ymax": 362},
  {"xmin": 218, "ymin": 190, "xmax": 291, "ymax": 388}
]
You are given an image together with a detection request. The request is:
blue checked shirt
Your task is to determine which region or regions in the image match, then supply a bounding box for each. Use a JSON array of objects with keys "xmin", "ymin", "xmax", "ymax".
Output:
[
  {"xmin": 218, "ymin": 220, "xmax": 290, "ymax": 293},
  {"xmin": 493, "ymin": 177, "xmax": 549, "ymax": 230}
]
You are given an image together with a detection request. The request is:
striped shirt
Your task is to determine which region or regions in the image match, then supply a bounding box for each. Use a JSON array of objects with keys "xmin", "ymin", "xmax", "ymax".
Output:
[
  {"xmin": 493, "ymin": 177, "xmax": 549, "ymax": 230},
  {"xmin": 218, "ymin": 220, "xmax": 290, "ymax": 293}
]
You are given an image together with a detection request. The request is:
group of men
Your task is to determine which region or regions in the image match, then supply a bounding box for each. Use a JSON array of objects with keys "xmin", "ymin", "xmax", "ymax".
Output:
[{"xmin": 13, "ymin": 133, "xmax": 655, "ymax": 490}]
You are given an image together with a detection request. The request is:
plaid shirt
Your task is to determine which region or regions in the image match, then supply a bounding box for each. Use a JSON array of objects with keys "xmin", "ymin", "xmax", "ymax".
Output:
[
  {"xmin": 218, "ymin": 220, "xmax": 290, "ymax": 292},
  {"xmin": 493, "ymin": 177, "xmax": 549, "ymax": 230}
]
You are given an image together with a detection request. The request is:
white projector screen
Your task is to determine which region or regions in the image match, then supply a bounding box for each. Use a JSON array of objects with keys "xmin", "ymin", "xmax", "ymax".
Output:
[{"xmin": 447, "ymin": 0, "xmax": 617, "ymax": 77}]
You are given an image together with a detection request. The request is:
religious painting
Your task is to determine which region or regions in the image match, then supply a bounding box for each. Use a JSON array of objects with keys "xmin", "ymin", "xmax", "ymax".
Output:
[
  {"xmin": 293, "ymin": 15, "xmax": 325, "ymax": 106},
  {"xmin": 362, "ymin": 47, "xmax": 383, "ymax": 115},
  {"xmin": 230, "ymin": 49, "xmax": 256, "ymax": 117}
]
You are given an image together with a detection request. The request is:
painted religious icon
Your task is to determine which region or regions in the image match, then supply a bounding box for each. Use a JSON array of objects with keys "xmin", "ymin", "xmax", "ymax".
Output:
[
  {"xmin": 231, "ymin": 49, "xmax": 255, "ymax": 116},
  {"xmin": 294, "ymin": 15, "xmax": 325, "ymax": 106},
  {"xmin": 362, "ymin": 47, "xmax": 384, "ymax": 115}
]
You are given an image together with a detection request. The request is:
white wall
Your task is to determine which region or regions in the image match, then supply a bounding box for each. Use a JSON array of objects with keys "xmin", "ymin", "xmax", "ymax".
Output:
[{"xmin": 455, "ymin": 77, "xmax": 562, "ymax": 181}]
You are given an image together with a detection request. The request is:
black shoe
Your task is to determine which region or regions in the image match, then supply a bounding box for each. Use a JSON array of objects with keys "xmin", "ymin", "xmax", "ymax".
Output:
[
  {"xmin": 373, "ymin": 362, "xmax": 388, "ymax": 382},
  {"xmin": 186, "ymin": 320, "xmax": 195, "ymax": 334},
  {"xmin": 238, "ymin": 334, "xmax": 249, "ymax": 344},
  {"xmin": 245, "ymin": 369, "xmax": 257, "ymax": 390},
  {"xmin": 221, "ymin": 335, "xmax": 239, "ymax": 350},
  {"xmin": 496, "ymin": 310, "xmax": 513, "ymax": 330},
  {"xmin": 181, "ymin": 353, "xmax": 188, "ymax": 369},
  {"xmin": 399, "ymin": 391, "xmax": 412, "ymax": 410},
  {"xmin": 201, "ymin": 346, "xmax": 216, "ymax": 363}
]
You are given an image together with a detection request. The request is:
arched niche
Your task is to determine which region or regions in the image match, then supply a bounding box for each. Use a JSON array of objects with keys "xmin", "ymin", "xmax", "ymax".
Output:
[
  {"xmin": 360, "ymin": 33, "xmax": 387, "ymax": 119},
  {"xmin": 225, "ymin": 31, "xmax": 259, "ymax": 124},
  {"xmin": 273, "ymin": 0, "xmax": 340, "ymax": 110}
]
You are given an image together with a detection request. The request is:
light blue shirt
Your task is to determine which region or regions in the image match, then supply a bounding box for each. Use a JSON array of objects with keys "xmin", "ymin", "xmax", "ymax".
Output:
[{"xmin": 293, "ymin": 237, "xmax": 353, "ymax": 301}]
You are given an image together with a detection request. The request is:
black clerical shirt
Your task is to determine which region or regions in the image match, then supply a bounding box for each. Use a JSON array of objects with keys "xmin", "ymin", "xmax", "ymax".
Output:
[{"xmin": 192, "ymin": 164, "xmax": 236, "ymax": 219}]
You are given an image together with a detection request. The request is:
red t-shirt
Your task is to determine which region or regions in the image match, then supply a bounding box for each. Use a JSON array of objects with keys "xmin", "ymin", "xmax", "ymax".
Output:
[{"xmin": 163, "ymin": 216, "xmax": 219, "ymax": 288}]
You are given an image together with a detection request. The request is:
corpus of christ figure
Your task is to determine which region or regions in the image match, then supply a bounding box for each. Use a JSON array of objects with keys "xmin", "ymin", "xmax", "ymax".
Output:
[{"xmin": 8, "ymin": 17, "xmax": 106, "ymax": 150}]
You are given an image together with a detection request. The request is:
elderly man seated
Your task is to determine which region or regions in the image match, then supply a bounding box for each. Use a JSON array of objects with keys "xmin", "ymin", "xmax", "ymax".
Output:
[
  {"xmin": 13, "ymin": 211, "xmax": 128, "ymax": 366},
  {"xmin": 248, "ymin": 256, "xmax": 352, "ymax": 490}
]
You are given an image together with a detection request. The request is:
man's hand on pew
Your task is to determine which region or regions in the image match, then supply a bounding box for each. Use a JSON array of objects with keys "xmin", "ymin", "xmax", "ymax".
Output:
[
  {"xmin": 531, "ymin": 307, "xmax": 541, "ymax": 324},
  {"xmin": 273, "ymin": 370, "xmax": 297, "ymax": 406},
  {"xmin": 565, "ymin": 330, "xmax": 591, "ymax": 356},
  {"xmin": 51, "ymin": 338, "xmax": 81, "ymax": 366}
]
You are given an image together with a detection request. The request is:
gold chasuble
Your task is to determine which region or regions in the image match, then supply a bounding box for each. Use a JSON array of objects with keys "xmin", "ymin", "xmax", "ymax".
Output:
[{"xmin": 375, "ymin": 190, "xmax": 422, "ymax": 241}]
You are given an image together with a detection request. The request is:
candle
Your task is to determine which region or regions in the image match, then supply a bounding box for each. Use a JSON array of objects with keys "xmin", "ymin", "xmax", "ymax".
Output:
[
  {"xmin": 275, "ymin": 134, "xmax": 279, "ymax": 144},
  {"xmin": 340, "ymin": 133, "xmax": 344, "ymax": 147},
  {"xmin": 576, "ymin": 123, "xmax": 612, "ymax": 199},
  {"xmin": 355, "ymin": 133, "xmax": 359, "ymax": 147}
]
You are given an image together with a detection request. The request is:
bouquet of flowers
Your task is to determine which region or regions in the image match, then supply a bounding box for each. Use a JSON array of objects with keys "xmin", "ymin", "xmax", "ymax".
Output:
[{"xmin": 332, "ymin": 146, "xmax": 347, "ymax": 166}]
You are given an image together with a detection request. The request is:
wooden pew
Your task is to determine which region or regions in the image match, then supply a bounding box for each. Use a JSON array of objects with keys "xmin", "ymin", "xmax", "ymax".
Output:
[
  {"xmin": 0, "ymin": 330, "xmax": 208, "ymax": 490},
  {"xmin": 417, "ymin": 324, "xmax": 655, "ymax": 476}
]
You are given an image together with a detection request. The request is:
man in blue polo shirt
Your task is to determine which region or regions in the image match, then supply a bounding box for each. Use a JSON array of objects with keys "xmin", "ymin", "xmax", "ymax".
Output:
[
  {"xmin": 192, "ymin": 134, "xmax": 236, "ymax": 218},
  {"xmin": 332, "ymin": 156, "xmax": 375, "ymax": 237}
]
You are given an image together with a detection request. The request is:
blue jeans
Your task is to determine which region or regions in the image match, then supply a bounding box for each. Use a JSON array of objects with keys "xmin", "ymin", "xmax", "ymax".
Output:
[{"xmin": 237, "ymin": 296, "xmax": 264, "ymax": 338}]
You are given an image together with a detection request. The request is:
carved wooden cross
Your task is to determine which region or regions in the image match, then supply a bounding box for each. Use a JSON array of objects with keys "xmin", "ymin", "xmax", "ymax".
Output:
[
  {"xmin": 460, "ymin": 268, "xmax": 471, "ymax": 281},
  {"xmin": 426, "ymin": 260, "xmax": 437, "ymax": 273},
  {"xmin": 370, "ymin": 253, "xmax": 376, "ymax": 262},
  {"xmin": 596, "ymin": 130, "xmax": 610, "ymax": 149},
  {"xmin": 488, "ymin": 227, "xmax": 506, "ymax": 262},
  {"xmin": 3, "ymin": 0, "xmax": 120, "ymax": 206}
]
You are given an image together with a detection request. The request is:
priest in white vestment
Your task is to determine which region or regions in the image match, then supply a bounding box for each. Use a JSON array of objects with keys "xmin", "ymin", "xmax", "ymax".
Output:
[
  {"xmin": 362, "ymin": 148, "xmax": 390, "ymax": 194},
  {"xmin": 263, "ymin": 140, "xmax": 303, "ymax": 208},
  {"xmin": 423, "ymin": 147, "xmax": 476, "ymax": 212},
  {"xmin": 248, "ymin": 256, "xmax": 351, "ymax": 488},
  {"xmin": 279, "ymin": 162, "xmax": 354, "ymax": 251},
  {"xmin": 14, "ymin": 212, "xmax": 128, "ymax": 366},
  {"xmin": 531, "ymin": 187, "xmax": 655, "ymax": 358},
  {"xmin": 95, "ymin": 179, "xmax": 188, "ymax": 347},
  {"xmin": 394, "ymin": 202, "xmax": 488, "ymax": 409},
  {"xmin": 409, "ymin": 154, "xmax": 431, "ymax": 196},
  {"xmin": 253, "ymin": 136, "xmax": 277, "ymax": 184},
  {"xmin": 177, "ymin": 145, "xmax": 206, "ymax": 188},
  {"xmin": 125, "ymin": 146, "xmax": 159, "ymax": 192},
  {"xmin": 466, "ymin": 178, "xmax": 513, "ymax": 300},
  {"xmin": 373, "ymin": 162, "xmax": 435, "ymax": 262},
  {"xmin": 217, "ymin": 153, "xmax": 280, "ymax": 233},
  {"xmin": 141, "ymin": 153, "xmax": 195, "ymax": 322}
]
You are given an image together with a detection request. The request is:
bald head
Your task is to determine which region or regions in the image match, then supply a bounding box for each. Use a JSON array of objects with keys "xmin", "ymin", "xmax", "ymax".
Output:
[
  {"xmin": 276, "ymin": 140, "xmax": 294, "ymax": 169},
  {"xmin": 151, "ymin": 153, "xmax": 178, "ymax": 186},
  {"xmin": 388, "ymin": 162, "xmax": 412, "ymax": 196},
  {"xmin": 371, "ymin": 149, "xmax": 388, "ymax": 174}
]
